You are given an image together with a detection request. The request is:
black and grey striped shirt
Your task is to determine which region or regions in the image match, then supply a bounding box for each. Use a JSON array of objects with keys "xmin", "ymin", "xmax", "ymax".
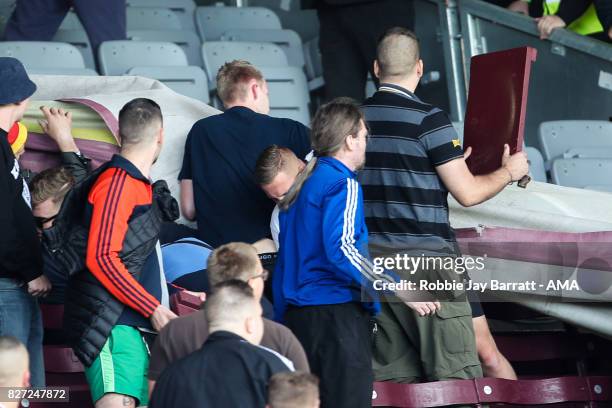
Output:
[{"xmin": 359, "ymin": 83, "xmax": 464, "ymax": 255}]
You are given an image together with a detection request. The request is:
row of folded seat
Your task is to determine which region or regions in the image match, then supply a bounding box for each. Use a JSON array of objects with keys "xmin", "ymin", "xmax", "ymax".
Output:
[
  {"xmin": 531, "ymin": 120, "xmax": 612, "ymax": 192},
  {"xmin": 454, "ymin": 120, "xmax": 612, "ymax": 192},
  {"xmin": 0, "ymin": 39, "xmax": 311, "ymax": 125},
  {"xmin": 0, "ymin": 1, "xmax": 319, "ymax": 126}
]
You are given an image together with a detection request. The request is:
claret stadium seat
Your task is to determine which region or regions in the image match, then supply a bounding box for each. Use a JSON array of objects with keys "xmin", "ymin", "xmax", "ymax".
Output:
[
  {"xmin": 372, "ymin": 376, "xmax": 612, "ymax": 407},
  {"xmin": 36, "ymin": 304, "xmax": 92, "ymax": 408},
  {"xmin": 170, "ymin": 290, "xmax": 204, "ymax": 316}
]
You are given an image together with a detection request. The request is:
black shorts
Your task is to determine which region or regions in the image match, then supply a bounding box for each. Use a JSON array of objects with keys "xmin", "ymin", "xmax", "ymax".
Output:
[{"xmin": 468, "ymin": 290, "xmax": 485, "ymax": 318}]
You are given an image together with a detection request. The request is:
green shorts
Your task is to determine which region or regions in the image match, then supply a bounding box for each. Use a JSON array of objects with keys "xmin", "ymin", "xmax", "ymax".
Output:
[{"xmin": 84, "ymin": 325, "xmax": 150, "ymax": 406}]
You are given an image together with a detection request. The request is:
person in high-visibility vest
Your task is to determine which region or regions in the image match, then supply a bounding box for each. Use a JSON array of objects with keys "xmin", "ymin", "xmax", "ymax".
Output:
[
  {"xmin": 502, "ymin": 0, "xmax": 610, "ymax": 42},
  {"xmin": 532, "ymin": 0, "xmax": 604, "ymax": 39}
]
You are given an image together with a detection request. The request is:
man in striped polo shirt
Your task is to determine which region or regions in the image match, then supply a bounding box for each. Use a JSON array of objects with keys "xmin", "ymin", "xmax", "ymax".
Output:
[{"xmin": 361, "ymin": 28, "xmax": 528, "ymax": 383}]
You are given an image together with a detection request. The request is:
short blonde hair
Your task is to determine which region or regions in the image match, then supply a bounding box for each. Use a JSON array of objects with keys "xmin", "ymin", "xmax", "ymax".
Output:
[
  {"xmin": 30, "ymin": 166, "xmax": 74, "ymax": 208},
  {"xmin": 216, "ymin": 60, "xmax": 264, "ymax": 104},
  {"xmin": 254, "ymin": 145, "xmax": 296, "ymax": 186},
  {"xmin": 207, "ymin": 242, "xmax": 260, "ymax": 286}
]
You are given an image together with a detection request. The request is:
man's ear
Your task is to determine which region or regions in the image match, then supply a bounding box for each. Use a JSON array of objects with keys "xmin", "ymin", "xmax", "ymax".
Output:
[
  {"xmin": 251, "ymin": 80, "xmax": 260, "ymax": 100},
  {"xmin": 416, "ymin": 59, "xmax": 424, "ymax": 79},
  {"xmin": 373, "ymin": 60, "xmax": 381, "ymax": 79},
  {"xmin": 245, "ymin": 316, "xmax": 255, "ymax": 334},
  {"xmin": 344, "ymin": 134, "xmax": 357, "ymax": 152},
  {"xmin": 158, "ymin": 127, "xmax": 164, "ymax": 145},
  {"xmin": 23, "ymin": 370, "xmax": 31, "ymax": 387}
]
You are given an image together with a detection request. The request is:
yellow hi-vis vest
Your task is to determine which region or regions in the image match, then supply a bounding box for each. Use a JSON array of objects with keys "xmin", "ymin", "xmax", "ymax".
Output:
[{"xmin": 544, "ymin": 0, "xmax": 603, "ymax": 36}]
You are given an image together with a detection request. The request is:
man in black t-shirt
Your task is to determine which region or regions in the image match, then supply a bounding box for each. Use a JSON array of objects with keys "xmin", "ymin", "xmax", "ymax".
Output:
[
  {"xmin": 149, "ymin": 280, "xmax": 293, "ymax": 408},
  {"xmin": 179, "ymin": 60, "xmax": 311, "ymax": 247}
]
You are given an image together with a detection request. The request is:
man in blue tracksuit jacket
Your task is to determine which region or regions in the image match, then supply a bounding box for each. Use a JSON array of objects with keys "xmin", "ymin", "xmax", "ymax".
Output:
[
  {"xmin": 273, "ymin": 155, "xmax": 394, "ymax": 320},
  {"xmin": 274, "ymin": 98, "xmax": 431, "ymax": 408}
]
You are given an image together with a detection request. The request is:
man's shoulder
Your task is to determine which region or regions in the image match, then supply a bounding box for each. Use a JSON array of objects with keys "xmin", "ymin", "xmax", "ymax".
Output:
[
  {"xmin": 191, "ymin": 112, "xmax": 227, "ymax": 130},
  {"xmin": 87, "ymin": 166, "xmax": 118, "ymax": 199},
  {"xmin": 254, "ymin": 343, "xmax": 295, "ymax": 371},
  {"xmin": 259, "ymin": 113, "xmax": 308, "ymax": 132},
  {"xmin": 192, "ymin": 110, "xmax": 306, "ymax": 134},
  {"xmin": 364, "ymin": 92, "xmax": 439, "ymax": 120},
  {"xmin": 310, "ymin": 162, "xmax": 352, "ymax": 191}
]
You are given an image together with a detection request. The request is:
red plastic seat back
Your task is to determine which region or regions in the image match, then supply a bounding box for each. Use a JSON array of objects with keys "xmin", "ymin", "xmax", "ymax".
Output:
[{"xmin": 170, "ymin": 290, "xmax": 204, "ymax": 316}]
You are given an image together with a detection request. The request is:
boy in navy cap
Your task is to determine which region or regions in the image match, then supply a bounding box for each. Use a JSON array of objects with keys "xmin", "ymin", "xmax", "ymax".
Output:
[{"xmin": 0, "ymin": 57, "xmax": 50, "ymax": 387}]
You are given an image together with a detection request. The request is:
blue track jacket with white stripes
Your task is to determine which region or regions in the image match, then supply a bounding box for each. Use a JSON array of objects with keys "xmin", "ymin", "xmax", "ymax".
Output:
[{"xmin": 273, "ymin": 157, "xmax": 397, "ymax": 321}]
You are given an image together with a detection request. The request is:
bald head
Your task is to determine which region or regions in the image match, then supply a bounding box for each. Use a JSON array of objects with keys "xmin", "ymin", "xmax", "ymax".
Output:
[
  {"xmin": 0, "ymin": 336, "xmax": 29, "ymax": 388},
  {"xmin": 376, "ymin": 27, "xmax": 420, "ymax": 81},
  {"xmin": 205, "ymin": 280, "xmax": 264, "ymax": 344}
]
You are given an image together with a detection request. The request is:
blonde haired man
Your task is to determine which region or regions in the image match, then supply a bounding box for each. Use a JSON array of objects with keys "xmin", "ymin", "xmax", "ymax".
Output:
[{"xmin": 178, "ymin": 60, "xmax": 310, "ymax": 247}]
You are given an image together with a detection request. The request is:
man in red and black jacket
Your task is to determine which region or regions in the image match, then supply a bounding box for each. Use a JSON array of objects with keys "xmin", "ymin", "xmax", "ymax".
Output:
[{"xmin": 63, "ymin": 98, "xmax": 176, "ymax": 408}]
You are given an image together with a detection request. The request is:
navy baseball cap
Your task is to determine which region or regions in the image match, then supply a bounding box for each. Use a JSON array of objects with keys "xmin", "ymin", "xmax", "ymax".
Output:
[{"xmin": 0, "ymin": 57, "xmax": 37, "ymax": 105}]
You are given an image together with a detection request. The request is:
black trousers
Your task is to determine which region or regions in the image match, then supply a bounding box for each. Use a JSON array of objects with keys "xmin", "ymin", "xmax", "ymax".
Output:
[
  {"xmin": 317, "ymin": 0, "xmax": 414, "ymax": 102},
  {"xmin": 3, "ymin": 0, "xmax": 126, "ymax": 53},
  {"xmin": 285, "ymin": 303, "xmax": 373, "ymax": 408}
]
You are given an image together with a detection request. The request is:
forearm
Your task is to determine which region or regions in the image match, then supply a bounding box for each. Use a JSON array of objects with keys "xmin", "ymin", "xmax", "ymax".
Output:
[
  {"xmin": 87, "ymin": 254, "xmax": 160, "ymax": 317},
  {"xmin": 462, "ymin": 167, "xmax": 511, "ymax": 206},
  {"xmin": 179, "ymin": 179, "xmax": 196, "ymax": 220},
  {"xmin": 60, "ymin": 152, "xmax": 90, "ymax": 184}
]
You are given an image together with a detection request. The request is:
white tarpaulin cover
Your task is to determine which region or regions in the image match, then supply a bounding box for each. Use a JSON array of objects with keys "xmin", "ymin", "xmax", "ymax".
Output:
[
  {"xmin": 30, "ymin": 75, "xmax": 219, "ymax": 202},
  {"xmin": 28, "ymin": 75, "xmax": 612, "ymax": 338}
]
